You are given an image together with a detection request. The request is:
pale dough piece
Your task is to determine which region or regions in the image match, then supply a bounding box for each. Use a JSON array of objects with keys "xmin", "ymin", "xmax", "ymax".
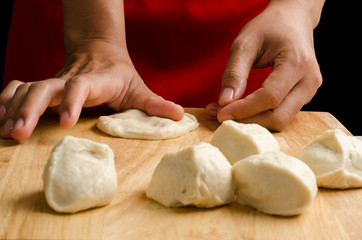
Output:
[
  {"xmin": 298, "ymin": 129, "xmax": 362, "ymax": 189},
  {"xmin": 146, "ymin": 142, "xmax": 235, "ymax": 208},
  {"xmin": 232, "ymin": 152, "xmax": 317, "ymax": 216},
  {"xmin": 211, "ymin": 121, "xmax": 280, "ymax": 165},
  {"xmin": 42, "ymin": 136, "xmax": 118, "ymax": 213},
  {"xmin": 96, "ymin": 109, "xmax": 199, "ymax": 140}
]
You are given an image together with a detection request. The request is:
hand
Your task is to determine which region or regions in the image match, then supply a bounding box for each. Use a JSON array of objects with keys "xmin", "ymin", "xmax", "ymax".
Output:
[
  {"xmin": 206, "ymin": 0, "xmax": 323, "ymax": 131},
  {"xmin": 0, "ymin": 41, "xmax": 184, "ymax": 140}
]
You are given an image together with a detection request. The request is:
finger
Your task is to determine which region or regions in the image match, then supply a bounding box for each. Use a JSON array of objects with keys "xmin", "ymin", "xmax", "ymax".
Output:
[
  {"xmin": 143, "ymin": 95, "xmax": 184, "ymax": 121},
  {"xmin": 219, "ymin": 34, "xmax": 260, "ymax": 106},
  {"xmin": 59, "ymin": 76, "xmax": 91, "ymax": 129},
  {"xmin": 124, "ymin": 82, "xmax": 184, "ymax": 121},
  {"xmin": 237, "ymin": 73, "xmax": 321, "ymax": 131},
  {"xmin": 205, "ymin": 102, "xmax": 220, "ymax": 119},
  {"xmin": 138, "ymin": 86, "xmax": 184, "ymax": 121},
  {"xmin": 1, "ymin": 83, "xmax": 31, "ymax": 138},
  {"xmin": 59, "ymin": 72, "xmax": 129, "ymax": 129},
  {"xmin": 10, "ymin": 80, "xmax": 65, "ymax": 140},
  {"xmin": 0, "ymin": 80, "xmax": 24, "ymax": 106},
  {"xmin": 237, "ymin": 91, "xmax": 306, "ymax": 131},
  {"xmin": 0, "ymin": 80, "xmax": 24, "ymax": 121},
  {"xmin": 217, "ymin": 61, "xmax": 302, "ymax": 122}
]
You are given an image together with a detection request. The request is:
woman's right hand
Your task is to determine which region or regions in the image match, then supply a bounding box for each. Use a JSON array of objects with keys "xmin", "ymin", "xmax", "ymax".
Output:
[{"xmin": 0, "ymin": 41, "xmax": 184, "ymax": 140}]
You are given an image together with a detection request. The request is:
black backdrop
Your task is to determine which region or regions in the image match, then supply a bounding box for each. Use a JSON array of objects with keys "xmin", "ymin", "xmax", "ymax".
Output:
[
  {"xmin": 1, "ymin": 1, "xmax": 361, "ymax": 134},
  {"xmin": 303, "ymin": 1, "xmax": 361, "ymax": 135}
]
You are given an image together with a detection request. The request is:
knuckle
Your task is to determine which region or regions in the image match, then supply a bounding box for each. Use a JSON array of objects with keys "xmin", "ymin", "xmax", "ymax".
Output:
[
  {"xmin": 281, "ymin": 45, "xmax": 316, "ymax": 71},
  {"xmin": 263, "ymin": 89, "xmax": 283, "ymax": 109},
  {"xmin": 18, "ymin": 82, "xmax": 32, "ymax": 89},
  {"xmin": 313, "ymin": 73, "xmax": 323, "ymax": 89},
  {"xmin": 2, "ymin": 80, "xmax": 25, "ymax": 93},
  {"xmin": 13, "ymin": 82, "xmax": 32, "ymax": 94},
  {"xmin": 304, "ymin": 74, "xmax": 323, "ymax": 105},
  {"xmin": 64, "ymin": 75, "xmax": 91, "ymax": 99},
  {"xmin": 222, "ymin": 64, "xmax": 246, "ymax": 82},
  {"xmin": 28, "ymin": 81, "xmax": 49, "ymax": 92},
  {"xmin": 297, "ymin": 50, "xmax": 313, "ymax": 65},
  {"xmin": 231, "ymin": 33, "xmax": 254, "ymax": 52},
  {"xmin": 8, "ymin": 79, "xmax": 24, "ymax": 86},
  {"xmin": 65, "ymin": 75, "xmax": 89, "ymax": 90},
  {"xmin": 230, "ymin": 33, "xmax": 257, "ymax": 60},
  {"xmin": 66, "ymin": 75, "xmax": 82, "ymax": 85}
]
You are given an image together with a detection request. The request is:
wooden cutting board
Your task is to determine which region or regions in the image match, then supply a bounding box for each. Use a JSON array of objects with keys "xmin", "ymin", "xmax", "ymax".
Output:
[{"xmin": 1, "ymin": 108, "xmax": 361, "ymax": 240}]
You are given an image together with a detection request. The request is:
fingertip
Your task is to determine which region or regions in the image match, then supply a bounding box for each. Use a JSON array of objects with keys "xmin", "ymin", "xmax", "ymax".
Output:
[
  {"xmin": 170, "ymin": 103, "xmax": 185, "ymax": 121},
  {"xmin": 217, "ymin": 113, "xmax": 234, "ymax": 122},
  {"xmin": 59, "ymin": 109, "xmax": 80, "ymax": 129},
  {"xmin": 216, "ymin": 104, "xmax": 236, "ymax": 122},
  {"xmin": 11, "ymin": 128, "xmax": 32, "ymax": 141},
  {"xmin": 205, "ymin": 102, "xmax": 219, "ymax": 119},
  {"xmin": 10, "ymin": 117, "xmax": 36, "ymax": 140},
  {"xmin": 160, "ymin": 101, "xmax": 185, "ymax": 121},
  {"xmin": 0, "ymin": 105, "xmax": 6, "ymax": 121},
  {"xmin": 175, "ymin": 102, "xmax": 185, "ymax": 116},
  {"xmin": 218, "ymin": 88, "xmax": 234, "ymax": 106},
  {"xmin": 59, "ymin": 110, "xmax": 70, "ymax": 129},
  {"xmin": 1, "ymin": 119, "xmax": 14, "ymax": 139}
]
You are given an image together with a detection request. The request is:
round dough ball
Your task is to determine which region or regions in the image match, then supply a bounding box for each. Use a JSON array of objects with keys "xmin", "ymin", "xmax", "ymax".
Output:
[
  {"xmin": 42, "ymin": 136, "xmax": 118, "ymax": 213},
  {"xmin": 211, "ymin": 121, "xmax": 280, "ymax": 165},
  {"xmin": 146, "ymin": 142, "xmax": 235, "ymax": 208},
  {"xmin": 96, "ymin": 109, "xmax": 199, "ymax": 140},
  {"xmin": 232, "ymin": 152, "xmax": 317, "ymax": 216},
  {"xmin": 298, "ymin": 129, "xmax": 362, "ymax": 189}
]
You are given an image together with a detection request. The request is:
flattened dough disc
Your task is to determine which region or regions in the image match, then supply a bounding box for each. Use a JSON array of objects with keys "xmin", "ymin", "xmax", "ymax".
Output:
[{"xmin": 96, "ymin": 109, "xmax": 199, "ymax": 140}]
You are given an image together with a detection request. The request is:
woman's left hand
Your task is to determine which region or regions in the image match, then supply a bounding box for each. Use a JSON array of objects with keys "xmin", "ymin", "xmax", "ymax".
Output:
[{"xmin": 206, "ymin": 0, "xmax": 324, "ymax": 131}]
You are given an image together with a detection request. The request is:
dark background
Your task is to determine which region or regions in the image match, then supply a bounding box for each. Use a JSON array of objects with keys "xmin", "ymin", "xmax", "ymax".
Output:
[
  {"xmin": 0, "ymin": 1, "xmax": 13, "ymax": 91},
  {"xmin": 302, "ymin": 1, "xmax": 361, "ymax": 135},
  {"xmin": 1, "ymin": 1, "xmax": 361, "ymax": 134}
]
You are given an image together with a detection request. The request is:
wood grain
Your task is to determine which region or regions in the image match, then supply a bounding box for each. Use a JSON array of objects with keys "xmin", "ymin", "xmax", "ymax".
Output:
[{"xmin": 0, "ymin": 109, "xmax": 360, "ymax": 240}]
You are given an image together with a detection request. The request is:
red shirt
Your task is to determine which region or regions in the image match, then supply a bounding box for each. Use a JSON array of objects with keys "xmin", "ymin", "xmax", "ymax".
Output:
[{"xmin": 4, "ymin": 0, "xmax": 271, "ymax": 107}]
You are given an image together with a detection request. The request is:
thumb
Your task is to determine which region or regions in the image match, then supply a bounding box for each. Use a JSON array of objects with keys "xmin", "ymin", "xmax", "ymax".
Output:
[
  {"xmin": 126, "ymin": 83, "xmax": 184, "ymax": 121},
  {"xmin": 219, "ymin": 37, "xmax": 259, "ymax": 107},
  {"xmin": 144, "ymin": 96, "xmax": 185, "ymax": 121}
]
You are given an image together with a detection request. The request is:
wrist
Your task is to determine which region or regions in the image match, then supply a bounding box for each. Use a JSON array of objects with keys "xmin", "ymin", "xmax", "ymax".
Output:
[
  {"xmin": 64, "ymin": 40, "xmax": 130, "ymax": 65},
  {"xmin": 266, "ymin": 0, "xmax": 325, "ymax": 30},
  {"xmin": 56, "ymin": 40, "xmax": 132, "ymax": 82},
  {"xmin": 61, "ymin": 0, "xmax": 126, "ymax": 54}
]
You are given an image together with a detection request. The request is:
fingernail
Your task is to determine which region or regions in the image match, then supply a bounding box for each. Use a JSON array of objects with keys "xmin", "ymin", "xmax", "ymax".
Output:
[
  {"xmin": 13, "ymin": 118, "xmax": 24, "ymax": 131},
  {"xmin": 219, "ymin": 88, "xmax": 234, "ymax": 105},
  {"xmin": 205, "ymin": 103, "xmax": 219, "ymax": 118},
  {"xmin": 218, "ymin": 114, "xmax": 234, "ymax": 122},
  {"xmin": 1, "ymin": 119, "xmax": 14, "ymax": 138},
  {"xmin": 61, "ymin": 110, "xmax": 69, "ymax": 122},
  {"xmin": 0, "ymin": 105, "xmax": 6, "ymax": 120},
  {"xmin": 207, "ymin": 109, "xmax": 218, "ymax": 118}
]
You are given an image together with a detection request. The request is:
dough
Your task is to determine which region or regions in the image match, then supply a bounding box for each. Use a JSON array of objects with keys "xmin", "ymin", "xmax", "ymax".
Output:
[
  {"xmin": 96, "ymin": 109, "xmax": 199, "ymax": 140},
  {"xmin": 211, "ymin": 121, "xmax": 280, "ymax": 165},
  {"xmin": 146, "ymin": 142, "xmax": 235, "ymax": 208},
  {"xmin": 232, "ymin": 152, "xmax": 317, "ymax": 216},
  {"xmin": 42, "ymin": 136, "xmax": 118, "ymax": 213},
  {"xmin": 298, "ymin": 129, "xmax": 362, "ymax": 189}
]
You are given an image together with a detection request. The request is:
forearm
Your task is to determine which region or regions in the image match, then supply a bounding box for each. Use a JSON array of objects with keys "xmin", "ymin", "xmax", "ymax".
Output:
[{"xmin": 61, "ymin": 0, "xmax": 126, "ymax": 53}]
